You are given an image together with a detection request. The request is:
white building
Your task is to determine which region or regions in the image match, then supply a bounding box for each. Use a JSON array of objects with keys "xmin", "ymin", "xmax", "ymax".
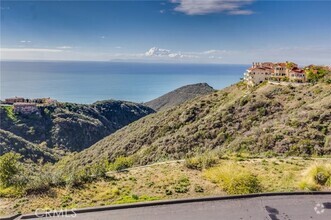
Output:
[
  {"xmin": 289, "ymin": 67, "xmax": 306, "ymax": 83},
  {"xmin": 244, "ymin": 61, "xmax": 307, "ymax": 85},
  {"xmin": 244, "ymin": 62, "xmax": 273, "ymax": 86}
]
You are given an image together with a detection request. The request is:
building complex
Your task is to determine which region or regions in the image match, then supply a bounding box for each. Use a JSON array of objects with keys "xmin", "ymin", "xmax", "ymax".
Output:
[{"xmin": 244, "ymin": 61, "xmax": 307, "ymax": 86}]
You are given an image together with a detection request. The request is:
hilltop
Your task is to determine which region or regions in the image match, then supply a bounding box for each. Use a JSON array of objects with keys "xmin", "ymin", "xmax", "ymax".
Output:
[
  {"xmin": 70, "ymin": 81, "xmax": 331, "ymax": 166},
  {"xmin": 0, "ymin": 100, "xmax": 154, "ymax": 161},
  {"xmin": 145, "ymin": 83, "xmax": 215, "ymax": 111}
]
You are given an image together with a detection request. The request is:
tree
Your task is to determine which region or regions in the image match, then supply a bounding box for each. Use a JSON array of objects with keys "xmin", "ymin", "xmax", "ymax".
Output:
[
  {"xmin": 0, "ymin": 152, "xmax": 22, "ymax": 187},
  {"xmin": 305, "ymin": 66, "xmax": 330, "ymax": 83},
  {"xmin": 286, "ymin": 62, "xmax": 295, "ymax": 70}
]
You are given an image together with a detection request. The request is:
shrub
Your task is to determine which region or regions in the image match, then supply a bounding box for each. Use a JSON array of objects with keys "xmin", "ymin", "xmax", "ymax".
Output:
[
  {"xmin": 3, "ymin": 106, "xmax": 17, "ymax": 121},
  {"xmin": 204, "ymin": 163, "xmax": 262, "ymax": 194},
  {"xmin": 174, "ymin": 176, "xmax": 190, "ymax": 193},
  {"xmin": 61, "ymin": 195, "xmax": 73, "ymax": 207},
  {"xmin": 165, "ymin": 189, "xmax": 173, "ymax": 195},
  {"xmin": 299, "ymin": 163, "xmax": 331, "ymax": 191},
  {"xmin": 0, "ymin": 153, "xmax": 22, "ymax": 187},
  {"xmin": 24, "ymin": 163, "xmax": 66, "ymax": 194},
  {"xmin": 25, "ymin": 175, "xmax": 51, "ymax": 194},
  {"xmin": 298, "ymin": 181, "xmax": 320, "ymax": 191},
  {"xmin": 239, "ymin": 97, "xmax": 250, "ymax": 106},
  {"xmin": 109, "ymin": 156, "xmax": 134, "ymax": 171},
  {"xmin": 0, "ymin": 186, "xmax": 24, "ymax": 197},
  {"xmin": 185, "ymin": 152, "xmax": 218, "ymax": 170},
  {"xmin": 131, "ymin": 194, "xmax": 139, "ymax": 200},
  {"xmin": 194, "ymin": 185, "xmax": 204, "ymax": 193}
]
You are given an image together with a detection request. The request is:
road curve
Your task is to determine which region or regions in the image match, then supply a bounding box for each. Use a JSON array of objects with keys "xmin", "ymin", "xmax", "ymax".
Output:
[{"xmin": 26, "ymin": 194, "xmax": 331, "ymax": 220}]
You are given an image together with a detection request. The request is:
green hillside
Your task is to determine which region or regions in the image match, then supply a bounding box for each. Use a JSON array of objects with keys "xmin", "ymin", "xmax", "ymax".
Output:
[
  {"xmin": 71, "ymin": 81, "xmax": 331, "ymax": 166},
  {"xmin": 145, "ymin": 83, "xmax": 215, "ymax": 111},
  {"xmin": 0, "ymin": 100, "xmax": 154, "ymax": 160},
  {"xmin": 0, "ymin": 129, "xmax": 57, "ymax": 163}
]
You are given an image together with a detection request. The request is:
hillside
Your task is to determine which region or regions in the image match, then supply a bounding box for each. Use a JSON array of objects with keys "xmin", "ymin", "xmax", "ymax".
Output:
[
  {"xmin": 0, "ymin": 100, "xmax": 154, "ymax": 158},
  {"xmin": 145, "ymin": 83, "xmax": 215, "ymax": 111},
  {"xmin": 0, "ymin": 129, "xmax": 57, "ymax": 162},
  {"xmin": 71, "ymin": 81, "xmax": 331, "ymax": 166}
]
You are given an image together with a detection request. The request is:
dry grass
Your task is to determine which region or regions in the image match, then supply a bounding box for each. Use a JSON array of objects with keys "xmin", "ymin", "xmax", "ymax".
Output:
[
  {"xmin": 203, "ymin": 162, "xmax": 261, "ymax": 194},
  {"xmin": 298, "ymin": 162, "xmax": 331, "ymax": 191},
  {"xmin": 1, "ymin": 157, "xmax": 330, "ymax": 216}
]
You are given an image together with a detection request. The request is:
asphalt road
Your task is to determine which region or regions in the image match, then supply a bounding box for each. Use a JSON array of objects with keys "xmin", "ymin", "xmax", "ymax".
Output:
[{"xmin": 28, "ymin": 195, "xmax": 331, "ymax": 220}]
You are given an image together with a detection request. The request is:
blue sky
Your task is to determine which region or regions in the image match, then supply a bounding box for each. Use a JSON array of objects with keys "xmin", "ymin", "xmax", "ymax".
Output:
[{"xmin": 1, "ymin": 0, "xmax": 331, "ymax": 64}]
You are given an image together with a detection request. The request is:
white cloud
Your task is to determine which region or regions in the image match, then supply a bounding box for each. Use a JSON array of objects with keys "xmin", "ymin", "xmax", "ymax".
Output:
[
  {"xmin": 20, "ymin": 40, "xmax": 32, "ymax": 43},
  {"xmin": 144, "ymin": 47, "xmax": 198, "ymax": 59},
  {"xmin": 1, "ymin": 48, "xmax": 62, "ymax": 52},
  {"xmin": 57, "ymin": 46, "xmax": 72, "ymax": 49},
  {"xmin": 228, "ymin": 9, "xmax": 254, "ymax": 15},
  {"xmin": 145, "ymin": 47, "xmax": 171, "ymax": 56},
  {"xmin": 2, "ymin": 46, "xmax": 330, "ymax": 65},
  {"xmin": 115, "ymin": 46, "xmax": 122, "ymax": 49},
  {"xmin": 170, "ymin": 0, "xmax": 255, "ymax": 15},
  {"xmin": 203, "ymin": 49, "xmax": 227, "ymax": 54},
  {"xmin": 100, "ymin": 36, "xmax": 106, "ymax": 39}
]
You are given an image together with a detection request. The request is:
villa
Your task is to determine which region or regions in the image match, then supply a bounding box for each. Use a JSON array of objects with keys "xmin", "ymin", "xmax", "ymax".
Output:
[
  {"xmin": 13, "ymin": 102, "xmax": 39, "ymax": 114},
  {"xmin": 4, "ymin": 97, "xmax": 25, "ymax": 104},
  {"xmin": 244, "ymin": 61, "xmax": 307, "ymax": 86},
  {"xmin": 3, "ymin": 97, "xmax": 57, "ymax": 106},
  {"xmin": 288, "ymin": 67, "xmax": 306, "ymax": 83},
  {"xmin": 2, "ymin": 97, "xmax": 58, "ymax": 115},
  {"xmin": 243, "ymin": 62, "xmax": 273, "ymax": 86}
]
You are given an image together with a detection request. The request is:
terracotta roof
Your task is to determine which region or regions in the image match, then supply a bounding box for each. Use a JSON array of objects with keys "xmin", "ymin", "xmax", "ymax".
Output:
[
  {"xmin": 275, "ymin": 63, "xmax": 287, "ymax": 67},
  {"xmin": 252, "ymin": 67, "xmax": 267, "ymax": 70},
  {"xmin": 290, "ymin": 68, "xmax": 305, "ymax": 74}
]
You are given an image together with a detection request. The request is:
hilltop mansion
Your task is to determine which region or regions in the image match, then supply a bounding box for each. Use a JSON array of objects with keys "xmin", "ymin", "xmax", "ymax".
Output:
[{"xmin": 244, "ymin": 61, "xmax": 306, "ymax": 86}]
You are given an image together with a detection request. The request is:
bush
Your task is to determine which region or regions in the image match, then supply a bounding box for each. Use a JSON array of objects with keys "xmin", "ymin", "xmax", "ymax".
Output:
[
  {"xmin": 24, "ymin": 163, "xmax": 66, "ymax": 194},
  {"xmin": 109, "ymin": 156, "xmax": 134, "ymax": 171},
  {"xmin": 204, "ymin": 163, "xmax": 262, "ymax": 194},
  {"xmin": 306, "ymin": 66, "xmax": 330, "ymax": 83},
  {"xmin": 165, "ymin": 188, "xmax": 173, "ymax": 195},
  {"xmin": 0, "ymin": 186, "xmax": 23, "ymax": 197},
  {"xmin": 299, "ymin": 163, "xmax": 331, "ymax": 191},
  {"xmin": 25, "ymin": 175, "xmax": 52, "ymax": 194},
  {"xmin": 0, "ymin": 153, "xmax": 22, "ymax": 187},
  {"xmin": 174, "ymin": 176, "xmax": 190, "ymax": 193},
  {"xmin": 185, "ymin": 152, "xmax": 218, "ymax": 170},
  {"xmin": 194, "ymin": 185, "xmax": 204, "ymax": 193}
]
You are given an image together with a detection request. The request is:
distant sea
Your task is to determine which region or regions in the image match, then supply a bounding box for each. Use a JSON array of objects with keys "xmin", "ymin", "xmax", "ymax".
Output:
[{"xmin": 0, "ymin": 61, "xmax": 248, "ymax": 104}]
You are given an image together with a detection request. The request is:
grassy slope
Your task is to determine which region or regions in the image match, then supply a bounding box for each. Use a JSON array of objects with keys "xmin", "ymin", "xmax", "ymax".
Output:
[
  {"xmin": 71, "ymin": 82, "xmax": 331, "ymax": 166},
  {"xmin": 1, "ymin": 156, "xmax": 330, "ymax": 215}
]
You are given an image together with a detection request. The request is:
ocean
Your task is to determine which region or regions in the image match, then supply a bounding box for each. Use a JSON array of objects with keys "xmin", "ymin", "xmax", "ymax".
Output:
[{"xmin": 0, "ymin": 61, "xmax": 248, "ymax": 104}]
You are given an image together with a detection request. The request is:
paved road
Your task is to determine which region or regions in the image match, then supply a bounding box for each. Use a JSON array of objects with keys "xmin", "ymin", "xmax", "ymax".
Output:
[{"xmin": 28, "ymin": 195, "xmax": 331, "ymax": 220}]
